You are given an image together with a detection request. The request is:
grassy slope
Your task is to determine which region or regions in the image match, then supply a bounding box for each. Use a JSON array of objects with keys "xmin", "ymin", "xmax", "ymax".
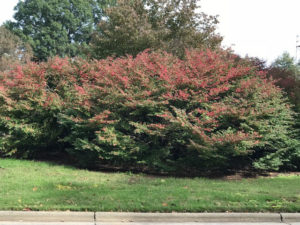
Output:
[{"xmin": 0, "ymin": 159, "xmax": 299, "ymax": 212}]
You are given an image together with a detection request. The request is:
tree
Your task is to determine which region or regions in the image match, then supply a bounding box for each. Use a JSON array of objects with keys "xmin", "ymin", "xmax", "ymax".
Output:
[
  {"xmin": 0, "ymin": 26, "xmax": 32, "ymax": 71},
  {"xmin": 268, "ymin": 52, "xmax": 300, "ymax": 118},
  {"xmin": 271, "ymin": 52, "xmax": 300, "ymax": 78},
  {"xmin": 6, "ymin": 0, "xmax": 114, "ymax": 61},
  {"xmin": 90, "ymin": 0, "xmax": 222, "ymax": 59}
]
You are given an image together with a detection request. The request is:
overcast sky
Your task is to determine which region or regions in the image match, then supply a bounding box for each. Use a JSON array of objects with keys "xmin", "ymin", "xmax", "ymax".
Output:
[
  {"xmin": 201, "ymin": 0, "xmax": 300, "ymax": 64},
  {"xmin": 1, "ymin": 0, "xmax": 300, "ymax": 64}
]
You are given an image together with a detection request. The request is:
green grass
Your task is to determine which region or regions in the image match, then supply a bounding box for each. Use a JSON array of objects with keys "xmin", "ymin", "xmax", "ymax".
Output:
[{"xmin": 0, "ymin": 159, "xmax": 299, "ymax": 212}]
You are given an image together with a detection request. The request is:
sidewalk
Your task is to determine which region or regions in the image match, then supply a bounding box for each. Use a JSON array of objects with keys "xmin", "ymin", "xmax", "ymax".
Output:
[{"xmin": 0, "ymin": 211, "xmax": 299, "ymax": 224}]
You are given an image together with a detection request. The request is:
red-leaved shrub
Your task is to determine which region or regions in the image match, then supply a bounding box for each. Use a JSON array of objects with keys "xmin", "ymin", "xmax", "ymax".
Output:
[{"xmin": 0, "ymin": 49, "xmax": 299, "ymax": 174}]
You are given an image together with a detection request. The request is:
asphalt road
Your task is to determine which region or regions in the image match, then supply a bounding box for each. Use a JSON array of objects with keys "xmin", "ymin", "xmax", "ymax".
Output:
[{"xmin": 0, "ymin": 223, "xmax": 299, "ymax": 225}]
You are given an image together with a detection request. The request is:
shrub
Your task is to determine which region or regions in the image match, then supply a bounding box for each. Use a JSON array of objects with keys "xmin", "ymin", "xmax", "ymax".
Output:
[{"xmin": 0, "ymin": 49, "xmax": 299, "ymax": 173}]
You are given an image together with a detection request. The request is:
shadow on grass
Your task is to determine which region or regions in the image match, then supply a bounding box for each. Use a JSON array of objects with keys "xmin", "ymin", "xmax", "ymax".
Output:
[{"xmin": 2, "ymin": 153, "xmax": 267, "ymax": 180}]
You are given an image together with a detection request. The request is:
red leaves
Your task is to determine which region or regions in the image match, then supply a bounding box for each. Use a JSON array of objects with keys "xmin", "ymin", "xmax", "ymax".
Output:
[
  {"xmin": 89, "ymin": 110, "xmax": 116, "ymax": 125},
  {"xmin": 209, "ymin": 84, "xmax": 230, "ymax": 96},
  {"xmin": 49, "ymin": 57, "xmax": 69, "ymax": 72},
  {"xmin": 0, "ymin": 49, "xmax": 286, "ymax": 156},
  {"xmin": 14, "ymin": 66, "xmax": 24, "ymax": 80},
  {"xmin": 177, "ymin": 90, "xmax": 190, "ymax": 100},
  {"xmin": 74, "ymin": 84, "xmax": 86, "ymax": 95}
]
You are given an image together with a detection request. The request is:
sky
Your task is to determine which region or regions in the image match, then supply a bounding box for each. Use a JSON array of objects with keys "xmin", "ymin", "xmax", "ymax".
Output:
[
  {"xmin": 200, "ymin": 0, "xmax": 300, "ymax": 64},
  {"xmin": 1, "ymin": 0, "xmax": 300, "ymax": 64}
]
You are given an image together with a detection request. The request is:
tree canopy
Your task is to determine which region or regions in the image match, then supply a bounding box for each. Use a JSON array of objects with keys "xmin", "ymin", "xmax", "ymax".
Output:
[
  {"xmin": 268, "ymin": 52, "xmax": 300, "ymax": 113},
  {"xmin": 0, "ymin": 26, "xmax": 32, "ymax": 71},
  {"xmin": 6, "ymin": 0, "xmax": 114, "ymax": 61},
  {"xmin": 90, "ymin": 0, "xmax": 222, "ymax": 59},
  {"xmin": 271, "ymin": 52, "xmax": 300, "ymax": 78}
]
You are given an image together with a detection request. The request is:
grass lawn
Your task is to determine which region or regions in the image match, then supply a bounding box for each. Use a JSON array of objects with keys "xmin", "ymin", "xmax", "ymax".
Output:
[{"xmin": 0, "ymin": 158, "xmax": 299, "ymax": 212}]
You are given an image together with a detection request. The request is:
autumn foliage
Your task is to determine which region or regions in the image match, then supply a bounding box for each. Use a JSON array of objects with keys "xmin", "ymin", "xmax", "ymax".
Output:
[{"xmin": 0, "ymin": 49, "xmax": 299, "ymax": 174}]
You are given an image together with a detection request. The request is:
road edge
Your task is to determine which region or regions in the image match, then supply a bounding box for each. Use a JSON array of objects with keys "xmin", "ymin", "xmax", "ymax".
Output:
[{"xmin": 0, "ymin": 211, "xmax": 299, "ymax": 223}]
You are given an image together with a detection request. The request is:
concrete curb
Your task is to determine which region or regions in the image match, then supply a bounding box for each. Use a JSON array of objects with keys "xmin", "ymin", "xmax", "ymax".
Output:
[
  {"xmin": 282, "ymin": 213, "xmax": 300, "ymax": 223},
  {"xmin": 0, "ymin": 211, "xmax": 299, "ymax": 223},
  {"xmin": 0, "ymin": 211, "xmax": 94, "ymax": 222},
  {"xmin": 95, "ymin": 212, "xmax": 281, "ymax": 222}
]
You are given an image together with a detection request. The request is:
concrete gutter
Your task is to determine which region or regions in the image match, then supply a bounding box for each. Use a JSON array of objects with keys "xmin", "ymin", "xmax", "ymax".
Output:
[{"xmin": 0, "ymin": 211, "xmax": 299, "ymax": 223}]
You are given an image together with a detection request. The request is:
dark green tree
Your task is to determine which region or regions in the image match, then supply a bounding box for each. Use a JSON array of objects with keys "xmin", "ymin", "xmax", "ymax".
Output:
[
  {"xmin": 6, "ymin": 0, "xmax": 114, "ymax": 61},
  {"xmin": 90, "ymin": 0, "xmax": 222, "ymax": 59}
]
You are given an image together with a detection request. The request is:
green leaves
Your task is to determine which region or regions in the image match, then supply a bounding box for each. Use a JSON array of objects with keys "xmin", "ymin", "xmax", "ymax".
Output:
[
  {"xmin": 6, "ymin": 0, "xmax": 112, "ymax": 61},
  {"xmin": 0, "ymin": 49, "xmax": 299, "ymax": 174},
  {"xmin": 90, "ymin": 0, "xmax": 222, "ymax": 59}
]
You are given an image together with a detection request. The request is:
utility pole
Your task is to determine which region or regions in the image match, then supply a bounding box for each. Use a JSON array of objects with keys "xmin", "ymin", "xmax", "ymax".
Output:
[
  {"xmin": 296, "ymin": 35, "xmax": 300, "ymax": 61},
  {"xmin": 296, "ymin": 35, "xmax": 300, "ymax": 79}
]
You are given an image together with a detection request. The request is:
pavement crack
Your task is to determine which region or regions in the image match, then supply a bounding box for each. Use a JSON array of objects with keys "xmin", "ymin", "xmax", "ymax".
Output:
[
  {"xmin": 280, "ymin": 212, "xmax": 283, "ymax": 222},
  {"xmin": 94, "ymin": 211, "xmax": 96, "ymax": 225},
  {"xmin": 279, "ymin": 212, "xmax": 291, "ymax": 224}
]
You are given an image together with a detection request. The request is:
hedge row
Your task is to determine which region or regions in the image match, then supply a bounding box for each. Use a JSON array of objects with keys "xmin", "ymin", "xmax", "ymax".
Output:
[{"xmin": 0, "ymin": 49, "xmax": 299, "ymax": 174}]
